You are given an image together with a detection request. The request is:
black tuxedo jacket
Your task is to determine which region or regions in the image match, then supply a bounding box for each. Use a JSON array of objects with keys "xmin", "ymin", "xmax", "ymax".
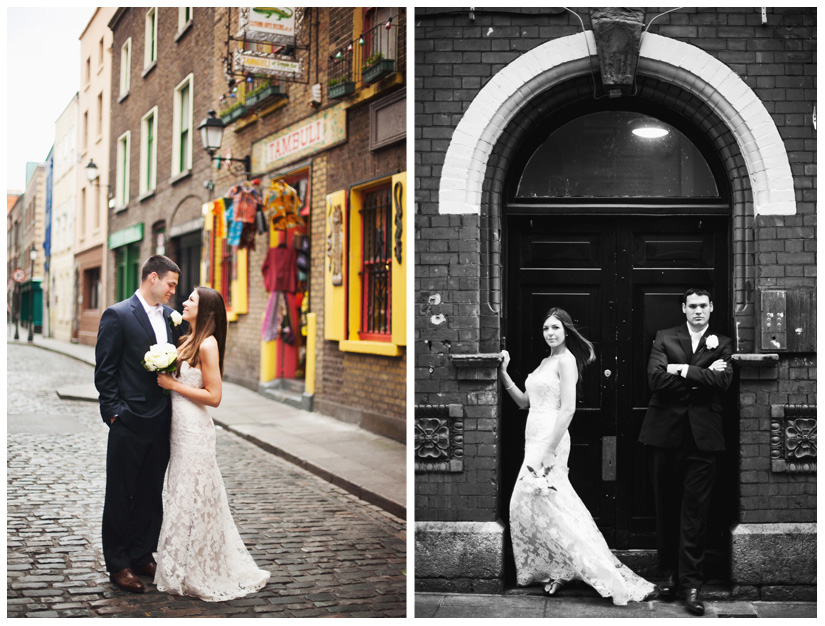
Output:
[
  {"xmin": 94, "ymin": 294, "xmax": 179, "ymax": 427},
  {"xmin": 638, "ymin": 324, "xmax": 733, "ymax": 452}
]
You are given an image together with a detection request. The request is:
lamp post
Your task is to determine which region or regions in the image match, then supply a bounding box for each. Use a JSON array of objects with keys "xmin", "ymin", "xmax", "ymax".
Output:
[
  {"xmin": 28, "ymin": 243, "xmax": 37, "ymax": 343},
  {"xmin": 196, "ymin": 110, "xmax": 251, "ymax": 178}
]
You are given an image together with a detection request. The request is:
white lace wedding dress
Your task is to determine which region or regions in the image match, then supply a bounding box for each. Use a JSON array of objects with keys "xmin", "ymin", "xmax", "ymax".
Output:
[
  {"xmin": 155, "ymin": 361, "xmax": 270, "ymax": 602},
  {"xmin": 509, "ymin": 360, "xmax": 654, "ymax": 606}
]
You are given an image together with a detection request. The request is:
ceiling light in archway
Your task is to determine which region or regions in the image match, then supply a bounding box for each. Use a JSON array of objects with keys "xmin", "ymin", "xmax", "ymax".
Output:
[
  {"xmin": 631, "ymin": 118, "xmax": 670, "ymax": 139},
  {"xmin": 632, "ymin": 124, "xmax": 669, "ymax": 139}
]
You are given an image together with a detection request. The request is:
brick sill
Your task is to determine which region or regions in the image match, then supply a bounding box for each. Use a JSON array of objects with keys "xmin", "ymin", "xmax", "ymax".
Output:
[{"xmin": 731, "ymin": 353, "xmax": 779, "ymax": 367}]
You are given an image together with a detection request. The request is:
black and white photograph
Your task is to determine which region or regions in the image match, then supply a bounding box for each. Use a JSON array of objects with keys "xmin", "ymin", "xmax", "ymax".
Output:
[{"xmin": 413, "ymin": 7, "xmax": 816, "ymax": 619}]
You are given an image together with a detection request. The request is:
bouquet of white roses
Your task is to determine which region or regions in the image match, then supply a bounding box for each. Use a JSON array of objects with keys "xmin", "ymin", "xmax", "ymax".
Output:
[{"xmin": 142, "ymin": 343, "xmax": 179, "ymax": 393}]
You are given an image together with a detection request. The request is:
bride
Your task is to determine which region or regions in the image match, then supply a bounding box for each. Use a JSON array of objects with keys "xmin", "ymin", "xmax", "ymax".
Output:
[
  {"xmin": 155, "ymin": 287, "xmax": 270, "ymax": 601},
  {"xmin": 499, "ymin": 307, "xmax": 654, "ymax": 606}
]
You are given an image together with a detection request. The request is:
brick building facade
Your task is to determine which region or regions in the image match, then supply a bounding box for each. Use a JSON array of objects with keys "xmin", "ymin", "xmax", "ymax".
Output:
[
  {"xmin": 107, "ymin": 7, "xmax": 214, "ymax": 315},
  {"xmin": 201, "ymin": 8, "xmax": 407, "ymax": 441},
  {"xmin": 414, "ymin": 7, "xmax": 815, "ymax": 598}
]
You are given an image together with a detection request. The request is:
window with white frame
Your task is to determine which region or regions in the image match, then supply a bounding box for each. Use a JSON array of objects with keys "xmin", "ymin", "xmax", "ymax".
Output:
[
  {"xmin": 140, "ymin": 108, "xmax": 158, "ymax": 195},
  {"xmin": 178, "ymin": 7, "xmax": 193, "ymax": 31},
  {"xmin": 172, "ymin": 74, "xmax": 193, "ymax": 177},
  {"xmin": 144, "ymin": 8, "xmax": 158, "ymax": 68},
  {"xmin": 120, "ymin": 38, "xmax": 131, "ymax": 97},
  {"xmin": 115, "ymin": 131, "xmax": 131, "ymax": 208}
]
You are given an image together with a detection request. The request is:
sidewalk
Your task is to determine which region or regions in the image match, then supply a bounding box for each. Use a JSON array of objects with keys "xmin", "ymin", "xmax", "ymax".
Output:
[
  {"xmin": 8, "ymin": 325, "xmax": 405, "ymax": 519},
  {"xmin": 416, "ymin": 591, "xmax": 817, "ymax": 619}
]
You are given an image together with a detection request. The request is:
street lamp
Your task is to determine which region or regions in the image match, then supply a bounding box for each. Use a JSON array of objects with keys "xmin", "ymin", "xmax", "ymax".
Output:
[
  {"xmin": 28, "ymin": 243, "xmax": 37, "ymax": 344},
  {"xmin": 85, "ymin": 159, "xmax": 113, "ymax": 199},
  {"xmin": 196, "ymin": 110, "xmax": 251, "ymax": 178}
]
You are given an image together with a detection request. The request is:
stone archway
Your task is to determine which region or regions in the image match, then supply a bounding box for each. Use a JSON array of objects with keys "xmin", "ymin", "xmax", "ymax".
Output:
[{"xmin": 438, "ymin": 31, "xmax": 796, "ymax": 217}]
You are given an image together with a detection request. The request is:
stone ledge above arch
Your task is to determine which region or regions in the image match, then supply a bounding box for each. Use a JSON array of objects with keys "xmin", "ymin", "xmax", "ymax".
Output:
[{"xmin": 438, "ymin": 32, "xmax": 796, "ymax": 217}]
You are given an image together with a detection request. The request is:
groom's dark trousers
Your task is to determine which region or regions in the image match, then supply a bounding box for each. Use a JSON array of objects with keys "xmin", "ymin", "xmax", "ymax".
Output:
[
  {"xmin": 95, "ymin": 294, "xmax": 176, "ymax": 574},
  {"xmin": 639, "ymin": 325, "xmax": 732, "ymax": 590}
]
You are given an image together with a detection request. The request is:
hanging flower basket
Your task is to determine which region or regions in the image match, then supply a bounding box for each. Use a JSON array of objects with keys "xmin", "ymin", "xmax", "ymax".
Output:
[
  {"xmin": 328, "ymin": 80, "xmax": 355, "ymax": 99},
  {"xmin": 362, "ymin": 58, "xmax": 395, "ymax": 85}
]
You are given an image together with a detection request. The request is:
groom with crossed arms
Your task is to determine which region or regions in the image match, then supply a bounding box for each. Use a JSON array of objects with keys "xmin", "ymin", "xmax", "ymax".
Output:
[
  {"xmin": 94, "ymin": 255, "xmax": 181, "ymax": 593},
  {"xmin": 639, "ymin": 288, "xmax": 733, "ymax": 616}
]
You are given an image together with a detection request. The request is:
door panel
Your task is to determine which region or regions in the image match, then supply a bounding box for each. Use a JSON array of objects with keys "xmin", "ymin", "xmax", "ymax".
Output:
[{"xmin": 504, "ymin": 213, "xmax": 731, "ymax": 552}]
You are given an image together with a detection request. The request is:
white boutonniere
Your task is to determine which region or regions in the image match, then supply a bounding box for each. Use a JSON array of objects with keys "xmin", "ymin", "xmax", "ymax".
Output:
[
  {"xmin": 705, "ymin": 334, "xmax": 719, "ymax": 350},
  {"xmin": 169, "ymin": 310, "xmax": 183, "ymax": 327}
]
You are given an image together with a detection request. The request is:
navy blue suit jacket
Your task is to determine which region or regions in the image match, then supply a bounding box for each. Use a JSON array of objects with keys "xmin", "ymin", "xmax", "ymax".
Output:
[
  {"xmin": 94, "ymin": 294, "xmax": 179, "ymax": 427},
  {"xmin": 639, "ymin": 325, "xmax": 733, "ymax": 452}
]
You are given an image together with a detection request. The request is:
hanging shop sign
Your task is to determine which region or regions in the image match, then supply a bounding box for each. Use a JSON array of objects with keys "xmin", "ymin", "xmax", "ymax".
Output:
[
  {"xmin": 237, "ymin": 7, "xmax": 303, "ymax": 46},
  {"xmin": 233, "ymin": 49, "xmax": 302, "ymax": 79},
  {"xmin": 252, "ymin": 102, "xmax": 347, "ymax": 172}
]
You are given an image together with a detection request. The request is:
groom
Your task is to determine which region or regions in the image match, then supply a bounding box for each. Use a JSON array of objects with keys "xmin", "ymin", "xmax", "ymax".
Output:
[
  {"xmin": 639, "ymin": 288, "xmax": 732, "ymax": 616},
  {"xmin": 94, "ymin": 255, "xmax": 181, "ymax": 593}
]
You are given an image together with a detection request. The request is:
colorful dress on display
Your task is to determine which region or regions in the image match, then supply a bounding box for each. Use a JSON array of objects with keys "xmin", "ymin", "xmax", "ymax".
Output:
[
  {"xmin": 509, "ymin": 358, "xmax": 654, "ymax": 606},
  {"xmin": 155, "ymin": 361, "xmax": 270, "ymax": 602}
]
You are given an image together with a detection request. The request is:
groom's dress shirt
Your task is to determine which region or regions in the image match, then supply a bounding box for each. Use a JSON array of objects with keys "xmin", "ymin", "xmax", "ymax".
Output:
[
  {"xmin": 135, "ymin": 290, "xmax": 167, "ymax": 345},
  {"xmin": 680, "ymin": 325, "xmax": 708, "ymax": 378}
]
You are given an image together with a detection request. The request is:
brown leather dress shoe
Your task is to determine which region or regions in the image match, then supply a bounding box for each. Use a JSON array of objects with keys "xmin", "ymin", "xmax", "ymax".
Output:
[
  {"xmin": 110, "ymin": 568, "xmax": 146, "ymax": 593},
  {"xmin": 133, "ymin": 561, "xmax": 157, "ymax": 580}
]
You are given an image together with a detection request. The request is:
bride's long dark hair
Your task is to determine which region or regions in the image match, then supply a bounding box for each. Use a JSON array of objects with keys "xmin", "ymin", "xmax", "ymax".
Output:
[
  {"xmin": 176, "ymin": 287, "xmax": 227, "ymax": 376},
  {"xmin": 544, "ymin": 307, "xmax": 596, "ymax": 378}
]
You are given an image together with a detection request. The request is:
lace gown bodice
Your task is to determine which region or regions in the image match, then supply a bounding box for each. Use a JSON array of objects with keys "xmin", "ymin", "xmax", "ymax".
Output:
[
  {"xmin": 154, "ymin": 361, "xmax": 269, "ymax": 602},
  {"xmin": 509, "ymin": 357, "xmax": 654, "ymax": 606}
]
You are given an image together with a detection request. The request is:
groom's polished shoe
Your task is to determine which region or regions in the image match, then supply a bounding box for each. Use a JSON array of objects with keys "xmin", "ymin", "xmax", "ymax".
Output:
[
  {"xmin": 133, "ymin": 561, "xmax": 157, "ymax": 581},
  {"xmin": 110, "ymin": 568, "xmax": 146, "ymax": 593},
  {"xmin": 683, "ymin": 588, "xmax": 704, "ymax": 616},
  {"xmin": 656, "ymin": 574, "xmax": 677, "ymax": 600}
]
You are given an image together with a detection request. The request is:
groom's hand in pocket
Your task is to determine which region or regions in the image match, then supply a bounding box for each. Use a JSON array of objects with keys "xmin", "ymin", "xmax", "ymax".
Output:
[{"xmin": 109, "ymin": 415, "xmax": 118, "ymax": 425}]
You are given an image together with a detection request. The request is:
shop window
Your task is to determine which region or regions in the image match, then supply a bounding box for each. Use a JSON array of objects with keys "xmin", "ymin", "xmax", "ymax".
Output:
[
  {"xmin": 202, "ymin": 201, "xmax": 248, "ymax": 322},
  {"xmin": 516, "ymin": 111, "xmax": 720, "ymax": 199},
  {"xmin": 324, "ymin": 172, "xmax": 406, "ymax": 356},
  {"xmin": 360, "ymin": 185, "xmax": 392, "ymax": 340}
]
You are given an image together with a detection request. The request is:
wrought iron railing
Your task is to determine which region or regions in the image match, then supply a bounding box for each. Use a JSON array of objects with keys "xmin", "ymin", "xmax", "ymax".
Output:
[{"xmin": 327, "ymin": 16, "xmax": 399, "ymax": 97}]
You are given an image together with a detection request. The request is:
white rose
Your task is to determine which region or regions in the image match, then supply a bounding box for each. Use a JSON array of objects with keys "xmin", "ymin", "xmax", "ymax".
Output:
[
  {"xmin": 705, "ymin": 334, "xmax": 719, "ymax": 350},
  {"xmin": 170, "ymin": 310, "xmax": 183, "ymax": 326},
  {"xmin": 143, "ymin": 343, "xmax": 178, "ymax": 371}
]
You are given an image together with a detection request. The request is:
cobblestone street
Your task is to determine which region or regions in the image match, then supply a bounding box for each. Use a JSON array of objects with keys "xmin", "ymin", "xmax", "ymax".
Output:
[{"xmin": 7, "ymin": 343, "xmax": 407, "ymax": 617}]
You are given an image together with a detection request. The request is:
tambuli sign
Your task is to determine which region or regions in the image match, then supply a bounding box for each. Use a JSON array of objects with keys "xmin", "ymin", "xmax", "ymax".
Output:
[{"xmin": 252, "ymin": 103, "xmax": 347, "ymax": 171}]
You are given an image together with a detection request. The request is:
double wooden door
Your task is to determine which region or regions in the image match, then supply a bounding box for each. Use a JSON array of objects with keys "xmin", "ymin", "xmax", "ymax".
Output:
[{"xmin": 502, "ymin": 213, "xmax": 733, "ymax": 550}]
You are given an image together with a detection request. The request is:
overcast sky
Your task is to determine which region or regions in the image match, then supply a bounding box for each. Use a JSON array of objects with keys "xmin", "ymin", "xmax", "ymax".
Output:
[{"xmin": 6, "ymin": 7, "xmax": 95, "ymax": 192}]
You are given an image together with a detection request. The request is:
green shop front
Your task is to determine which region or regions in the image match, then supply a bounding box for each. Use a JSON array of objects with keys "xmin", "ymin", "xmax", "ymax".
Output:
[{"xmin": 109, "ymin": 223, "xmax": 144, "ymax": 302}]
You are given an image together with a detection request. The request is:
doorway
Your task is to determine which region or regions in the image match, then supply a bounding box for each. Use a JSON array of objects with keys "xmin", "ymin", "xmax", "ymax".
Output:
[{"xmin": 502, "ymin": 212, "xmax": 737, "ymax": 559}]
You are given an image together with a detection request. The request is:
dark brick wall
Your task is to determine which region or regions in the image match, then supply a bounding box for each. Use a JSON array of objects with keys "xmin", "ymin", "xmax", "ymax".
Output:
[
  {"xmin": 415, "ymin": 7, "xmax": 816, "ymax": 524},
  {"xmin": 108, "ymin": 7, "xmax": 215, "ymax": 309}
]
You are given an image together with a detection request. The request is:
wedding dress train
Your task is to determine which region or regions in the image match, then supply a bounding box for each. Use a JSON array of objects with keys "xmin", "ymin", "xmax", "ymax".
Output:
[
  {"xmin": 509, "ymin": 360, "xmax": 654, "ymax": 606},
  {"xmin": 155, "ymin": 361, "xmax": 270, "ymax": 602}
]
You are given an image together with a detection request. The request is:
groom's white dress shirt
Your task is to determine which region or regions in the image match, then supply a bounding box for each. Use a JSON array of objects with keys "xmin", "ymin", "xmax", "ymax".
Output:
[
  {"xmin": 135, "ymin": 290, "xmax": 167, "ymax": 345},
  {"xmin": 679, "ymin": 324, "xmax": 708, "ymax": 378}
]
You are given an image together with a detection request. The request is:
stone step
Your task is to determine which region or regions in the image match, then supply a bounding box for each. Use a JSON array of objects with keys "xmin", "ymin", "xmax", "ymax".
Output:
[{"xmin": 258, "ymin": 379, "xmax": 312, "ymax": 412}]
